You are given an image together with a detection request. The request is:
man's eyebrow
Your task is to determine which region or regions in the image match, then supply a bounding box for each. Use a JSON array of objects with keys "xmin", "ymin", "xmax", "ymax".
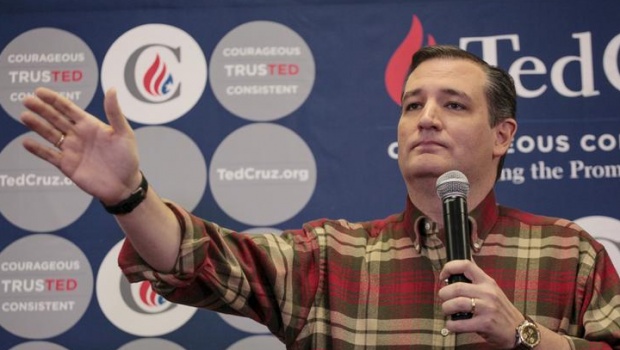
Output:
[
  {"xmin": 441, "ymin": 88, "xmax": 472, "ymax": 102},
  {"xmin": 401, "ymin": 88, "xmax": 422, "ymax": 103},
  {"xmin": 401, "ymin": 88, "xmax": 472, "ymax": 103}
]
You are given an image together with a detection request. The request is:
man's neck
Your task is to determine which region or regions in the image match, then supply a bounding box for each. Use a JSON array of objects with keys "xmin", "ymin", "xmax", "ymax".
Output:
[{"xmin": 407, "ymin": 175, "xmax": 495, "ymax": 226}]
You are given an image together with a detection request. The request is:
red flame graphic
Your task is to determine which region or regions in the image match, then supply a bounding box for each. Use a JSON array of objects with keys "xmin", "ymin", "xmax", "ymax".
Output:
[
  {"xmin": 139, "ymin": 281, "xmax": 159, "ymax": 306},
  {"xmin": 143, "ymin": 54, "xmax": 168, "ymax": 96},
  {"xmin": 385, "ymin": 15, "xmax": 436, "ymax": 105}
]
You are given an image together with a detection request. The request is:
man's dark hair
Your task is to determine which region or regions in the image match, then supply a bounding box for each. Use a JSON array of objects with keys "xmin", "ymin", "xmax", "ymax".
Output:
[{"xmin": 404, "ymin": 45, "xmax": 517, "ymax": 181}]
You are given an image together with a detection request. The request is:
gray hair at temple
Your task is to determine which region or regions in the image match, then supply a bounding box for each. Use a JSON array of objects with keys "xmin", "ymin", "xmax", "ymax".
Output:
[{"xmin": 403, "ymin": 45, "xmax": 517, "ymax": 182}]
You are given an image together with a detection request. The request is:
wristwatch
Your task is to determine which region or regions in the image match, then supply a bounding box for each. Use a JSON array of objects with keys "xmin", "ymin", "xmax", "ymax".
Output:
[{"xmin": 514, "ymin": 315, "xmax": 541, "ymax": 349}]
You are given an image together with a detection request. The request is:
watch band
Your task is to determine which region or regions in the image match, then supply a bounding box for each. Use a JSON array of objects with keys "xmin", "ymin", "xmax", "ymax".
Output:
[{"xmin": 101, "ymin": 173, "xmax": 148, "ymax": 215}]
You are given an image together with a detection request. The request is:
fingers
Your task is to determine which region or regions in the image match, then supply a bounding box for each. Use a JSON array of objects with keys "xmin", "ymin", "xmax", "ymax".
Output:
[
  {"xmin": 22, "ymin": 88, "xmax": 131, "ymax": 139},
  {"xmin": 438, "ymin": 260, "xmax": 489, "ymax": 318},
  {"xmin": 438, "ymin": 273, "xmax": 477, "ymax": 302},
  {"xmin": 22, "ymin": 92, "xmax": 75, "ymax": 136},
  {"xmin": 21, "ymin": 110, "xmax": 67, "ymax": 150},
  {"xmin": 438, "ymin": 261, "xmax": 523, "ymax": 347},
  {"xmin": 438, "ymin": 259, "xmax": 480, "ymax": 283},
  {"xmin": 103, "ymin": 88, "xmax": 132, "ymax": 135},
  {"xmin": 438, "ymin": 260, "xmax": 493, "ymax": 300},
  {"xmin": 22, "ymin": 137, "xmax": 62, "ymax": 168},
  {"xmin": 21, "ymin": 88, "xmax": 84, "ymax": 152},
  {"xmin": 441, "ymin": 295, "xmax": 479, "ymax": 317},
  {"xmin": 33, "ymin": 87, "xmax": 86, "ymax": 124}
]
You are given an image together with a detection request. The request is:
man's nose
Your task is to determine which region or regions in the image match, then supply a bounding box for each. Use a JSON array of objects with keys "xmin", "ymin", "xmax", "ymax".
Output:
[{"xmin": 418, "ymin": 102, "xmax": 441, "ymax": 129}]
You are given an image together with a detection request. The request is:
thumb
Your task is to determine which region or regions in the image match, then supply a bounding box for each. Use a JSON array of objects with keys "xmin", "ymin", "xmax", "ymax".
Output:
[{"xmin": 103, "ymin": 88, "xmax": 132, "ymax": 133}]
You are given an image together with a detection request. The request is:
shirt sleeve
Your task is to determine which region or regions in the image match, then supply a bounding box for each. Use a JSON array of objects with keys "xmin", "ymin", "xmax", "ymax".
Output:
[
  {"xmin": 117, "ymin": 201, "xmax": 322, "ymax": 343},
  {"xmin": 565, "ymin": 239, "xmax": 620, "ymax": 350}
]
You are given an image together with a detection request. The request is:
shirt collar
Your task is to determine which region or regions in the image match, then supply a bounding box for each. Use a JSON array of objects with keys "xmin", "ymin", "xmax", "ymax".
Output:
[{"xmin": 404, "ymin": 190, "xmax": 499, "ymax": 253}]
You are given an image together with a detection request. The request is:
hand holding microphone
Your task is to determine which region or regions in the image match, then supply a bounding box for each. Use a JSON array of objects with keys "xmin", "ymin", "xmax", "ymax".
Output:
[{"xmin": 436, "ymin": 170, "xmax": 472, "ymax": 320}]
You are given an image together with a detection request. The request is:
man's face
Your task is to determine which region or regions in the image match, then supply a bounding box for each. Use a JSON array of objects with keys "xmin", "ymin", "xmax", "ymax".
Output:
[{"xmin": 397, "ymin": 58, "xmax": 508, "ymax": 186}]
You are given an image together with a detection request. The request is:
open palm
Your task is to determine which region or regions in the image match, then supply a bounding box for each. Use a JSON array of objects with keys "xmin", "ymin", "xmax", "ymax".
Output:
[{"xmin": 21, "ymin": 87, "xmax": 141, "ymax": 204}]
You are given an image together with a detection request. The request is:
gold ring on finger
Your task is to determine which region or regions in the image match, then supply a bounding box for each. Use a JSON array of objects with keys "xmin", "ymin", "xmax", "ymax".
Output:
[{"xmin": 54, "ymin": 133, "xmax": 66, "ymax": 149}]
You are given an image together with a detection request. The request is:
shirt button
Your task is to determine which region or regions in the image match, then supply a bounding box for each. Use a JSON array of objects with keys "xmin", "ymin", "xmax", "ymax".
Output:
[
  {"xmin": 473, "ymin": 242, "xmax": 482, "ymax": 250},
  {"xmin": 441, "ymin": 328, "xmax": 450, "ymax": 337}
]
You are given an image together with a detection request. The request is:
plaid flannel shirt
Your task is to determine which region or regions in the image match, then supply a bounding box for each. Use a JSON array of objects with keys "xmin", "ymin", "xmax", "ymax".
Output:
[{"xmin": 119, "ymin": 190, "xmax": 620, "ymax": 349}]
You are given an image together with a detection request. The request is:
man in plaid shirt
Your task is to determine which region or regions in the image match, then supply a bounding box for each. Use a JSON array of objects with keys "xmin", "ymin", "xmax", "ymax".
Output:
[{"xmin": 22, "ymin": 45, "xmax": 620, "ymax": 349}]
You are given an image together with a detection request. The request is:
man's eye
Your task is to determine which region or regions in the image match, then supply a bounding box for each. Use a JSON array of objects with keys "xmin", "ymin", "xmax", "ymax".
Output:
[
  {"xmin": 446, "ymin": 102, "xmax": 465, "ymax": 110},
  {"xmin": 404, "ymin": 102, "xmax": 421, "ymax": 111}
]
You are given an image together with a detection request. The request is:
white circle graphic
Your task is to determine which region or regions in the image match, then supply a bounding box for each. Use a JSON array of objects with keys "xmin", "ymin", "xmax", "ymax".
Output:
[
  {"xmin": 210, "ymin": 123, "xmax": 317, "ymax": 226},
  {"xmin": 101, "ymin": 24, "xmax": 207, "ymax": 124},
  {"xmin": 0, "ymin": 132, "xmax": 92, "ymax": 232},
  {"xmin": 9, "ymin": 341, "xmax": 69, "ymax": 350},
  {"xmin": 219, "ymin": 313, "xmax": 271, "ymax": 335},
  {"xmin": 226, "ymin": 335, "xmax": 285, "ymax": 350},
  {"xmin": 0, "ymin": 234, "xmax": 93, "ymax": 339},
  {"xmin": 96, "ymin": 239, "xmax": 196, "ymax": 336},
  {"xmin": 0, "ymin": 27, "xmax": 98, "ymax": 122},
  {"xmin": 117, "ymin": 338, "xmax": 186, "ymax": 350},
  {"xmin": 574, "ymin": 215, "xmax": 620, "ymax": 273},
  {"xmin": 210, "ymin": 21, "xmax": 315, "ymax": 121},
  {"xmin": 135, "ymin": 126, "xmax": 207, "ymax": 211}
]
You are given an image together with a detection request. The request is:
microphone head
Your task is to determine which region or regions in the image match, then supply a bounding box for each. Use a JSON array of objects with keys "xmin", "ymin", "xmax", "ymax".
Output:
[{"xmin": 436, "ymin": 170, "xmax": 470, "ymax": 200}]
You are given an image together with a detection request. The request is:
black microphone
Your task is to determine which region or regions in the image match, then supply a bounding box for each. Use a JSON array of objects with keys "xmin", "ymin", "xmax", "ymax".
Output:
[{"xmin": 436, "ymin": 170, "xmax": 472, "ymax": 320}]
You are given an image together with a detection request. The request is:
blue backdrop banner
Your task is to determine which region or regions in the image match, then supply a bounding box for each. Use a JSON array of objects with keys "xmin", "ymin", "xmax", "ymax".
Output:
[{"xmin": 0, "ymin": 1, "xmax": 619, "ymax": 349}]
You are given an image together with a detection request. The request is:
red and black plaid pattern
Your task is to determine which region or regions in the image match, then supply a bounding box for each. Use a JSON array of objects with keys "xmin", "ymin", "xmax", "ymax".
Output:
[{"xmin": 119, "ymin": 191, "xmax": 620, "ymax": 349}]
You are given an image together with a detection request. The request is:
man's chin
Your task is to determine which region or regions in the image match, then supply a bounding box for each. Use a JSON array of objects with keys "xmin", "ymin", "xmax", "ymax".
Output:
[
  {"xmin": 399, "ymin": 156, "xmax": 457, "ymax": 179},
  {"xmin": 402, "ymin": 168, "xmax": 451, "ymax": 182}
]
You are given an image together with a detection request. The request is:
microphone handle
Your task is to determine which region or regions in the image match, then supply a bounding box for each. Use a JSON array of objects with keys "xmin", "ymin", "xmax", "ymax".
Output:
[{"xmin": 442, "ymin": 196, "xmax": 473, "ymax": 320}]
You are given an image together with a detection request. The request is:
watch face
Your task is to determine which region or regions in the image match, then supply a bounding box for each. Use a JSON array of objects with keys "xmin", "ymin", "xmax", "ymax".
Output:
[{"xmin": 521, "ymin": 323, "xmax": 540, "ymax": 346}]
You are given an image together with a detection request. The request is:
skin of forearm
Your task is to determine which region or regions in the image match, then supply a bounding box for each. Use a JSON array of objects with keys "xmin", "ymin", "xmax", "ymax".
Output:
[{"xmin": 114, "ymin": 187, "xmax": 181, "ymax": 273}]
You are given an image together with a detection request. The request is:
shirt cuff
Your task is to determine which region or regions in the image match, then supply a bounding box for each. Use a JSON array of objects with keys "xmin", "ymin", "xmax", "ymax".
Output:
[{"xmin": 117, "ymin": 200, "xmax": 209, "ymax": 293}]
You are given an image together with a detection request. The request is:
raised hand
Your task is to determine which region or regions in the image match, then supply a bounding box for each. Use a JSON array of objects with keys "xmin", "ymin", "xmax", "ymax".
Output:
[{"xmin": 20, "ymin": 87, "xmax": 141, "ymax": 205}]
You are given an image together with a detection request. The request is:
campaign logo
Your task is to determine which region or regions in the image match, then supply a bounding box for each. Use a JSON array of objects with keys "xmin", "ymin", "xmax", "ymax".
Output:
[
  {"xmin": 210, "ymin": 124, "xmax": 317, "ymax": 226},
  {"xmin": 210, "ymin": 21, "xmax": 316, "ymax": 122},
  {"xmin": 385, "ymin": 15, "xmax": 436, "ymax": 105},
  {"xmin": 0, "ymin": 132, "xmax": 91, "ymax": 232},
  {"xmin": 0, "ymin": 27, "xmax": 98, "ymax": 123},
  {"xmin": 124, "ymin": 45, "xmax": 180, "ymax": 104},
  {"xmin": 122, "ymin": 279, "xmax": 175, "ymax": 315},
  {"xmin": 142, "ymin": 54, "xmax": 174, "ymax": 97},
  {"xmin": 101, "ymin": 24, "xmax": 207, "ymax": 125},
  {"xmin": 0, "ymin": 234, "xmax": 93, "ymax": 339},
  {"xmin": 96, "ymin": 239, "xmax": 196, "ymax": 336}
]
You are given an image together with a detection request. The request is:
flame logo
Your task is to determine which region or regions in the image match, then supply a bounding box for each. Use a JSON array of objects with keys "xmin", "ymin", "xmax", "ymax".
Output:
[
  {"xmin": 142, "ymin": 54, "xmax": 175, "ymax": 96},
  {"xmin": 128, "ymin": 280, "xmax": 172, "ymax": 314},
  {"xmin": 120, "ymin": 276, "xmax": 176, "ymax": 315},
  {"xmin": 385, "ymin": 15, "xmax": 436, "ymax": 105},
  {"xmin": 138, "ymin": 281, "xmax": 166, "ymax": 307}
]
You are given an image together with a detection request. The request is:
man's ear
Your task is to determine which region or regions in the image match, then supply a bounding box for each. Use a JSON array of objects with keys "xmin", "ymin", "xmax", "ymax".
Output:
[{"xmin": 493, "ymin": 118, "xmax": 517, "ymax": 157}]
